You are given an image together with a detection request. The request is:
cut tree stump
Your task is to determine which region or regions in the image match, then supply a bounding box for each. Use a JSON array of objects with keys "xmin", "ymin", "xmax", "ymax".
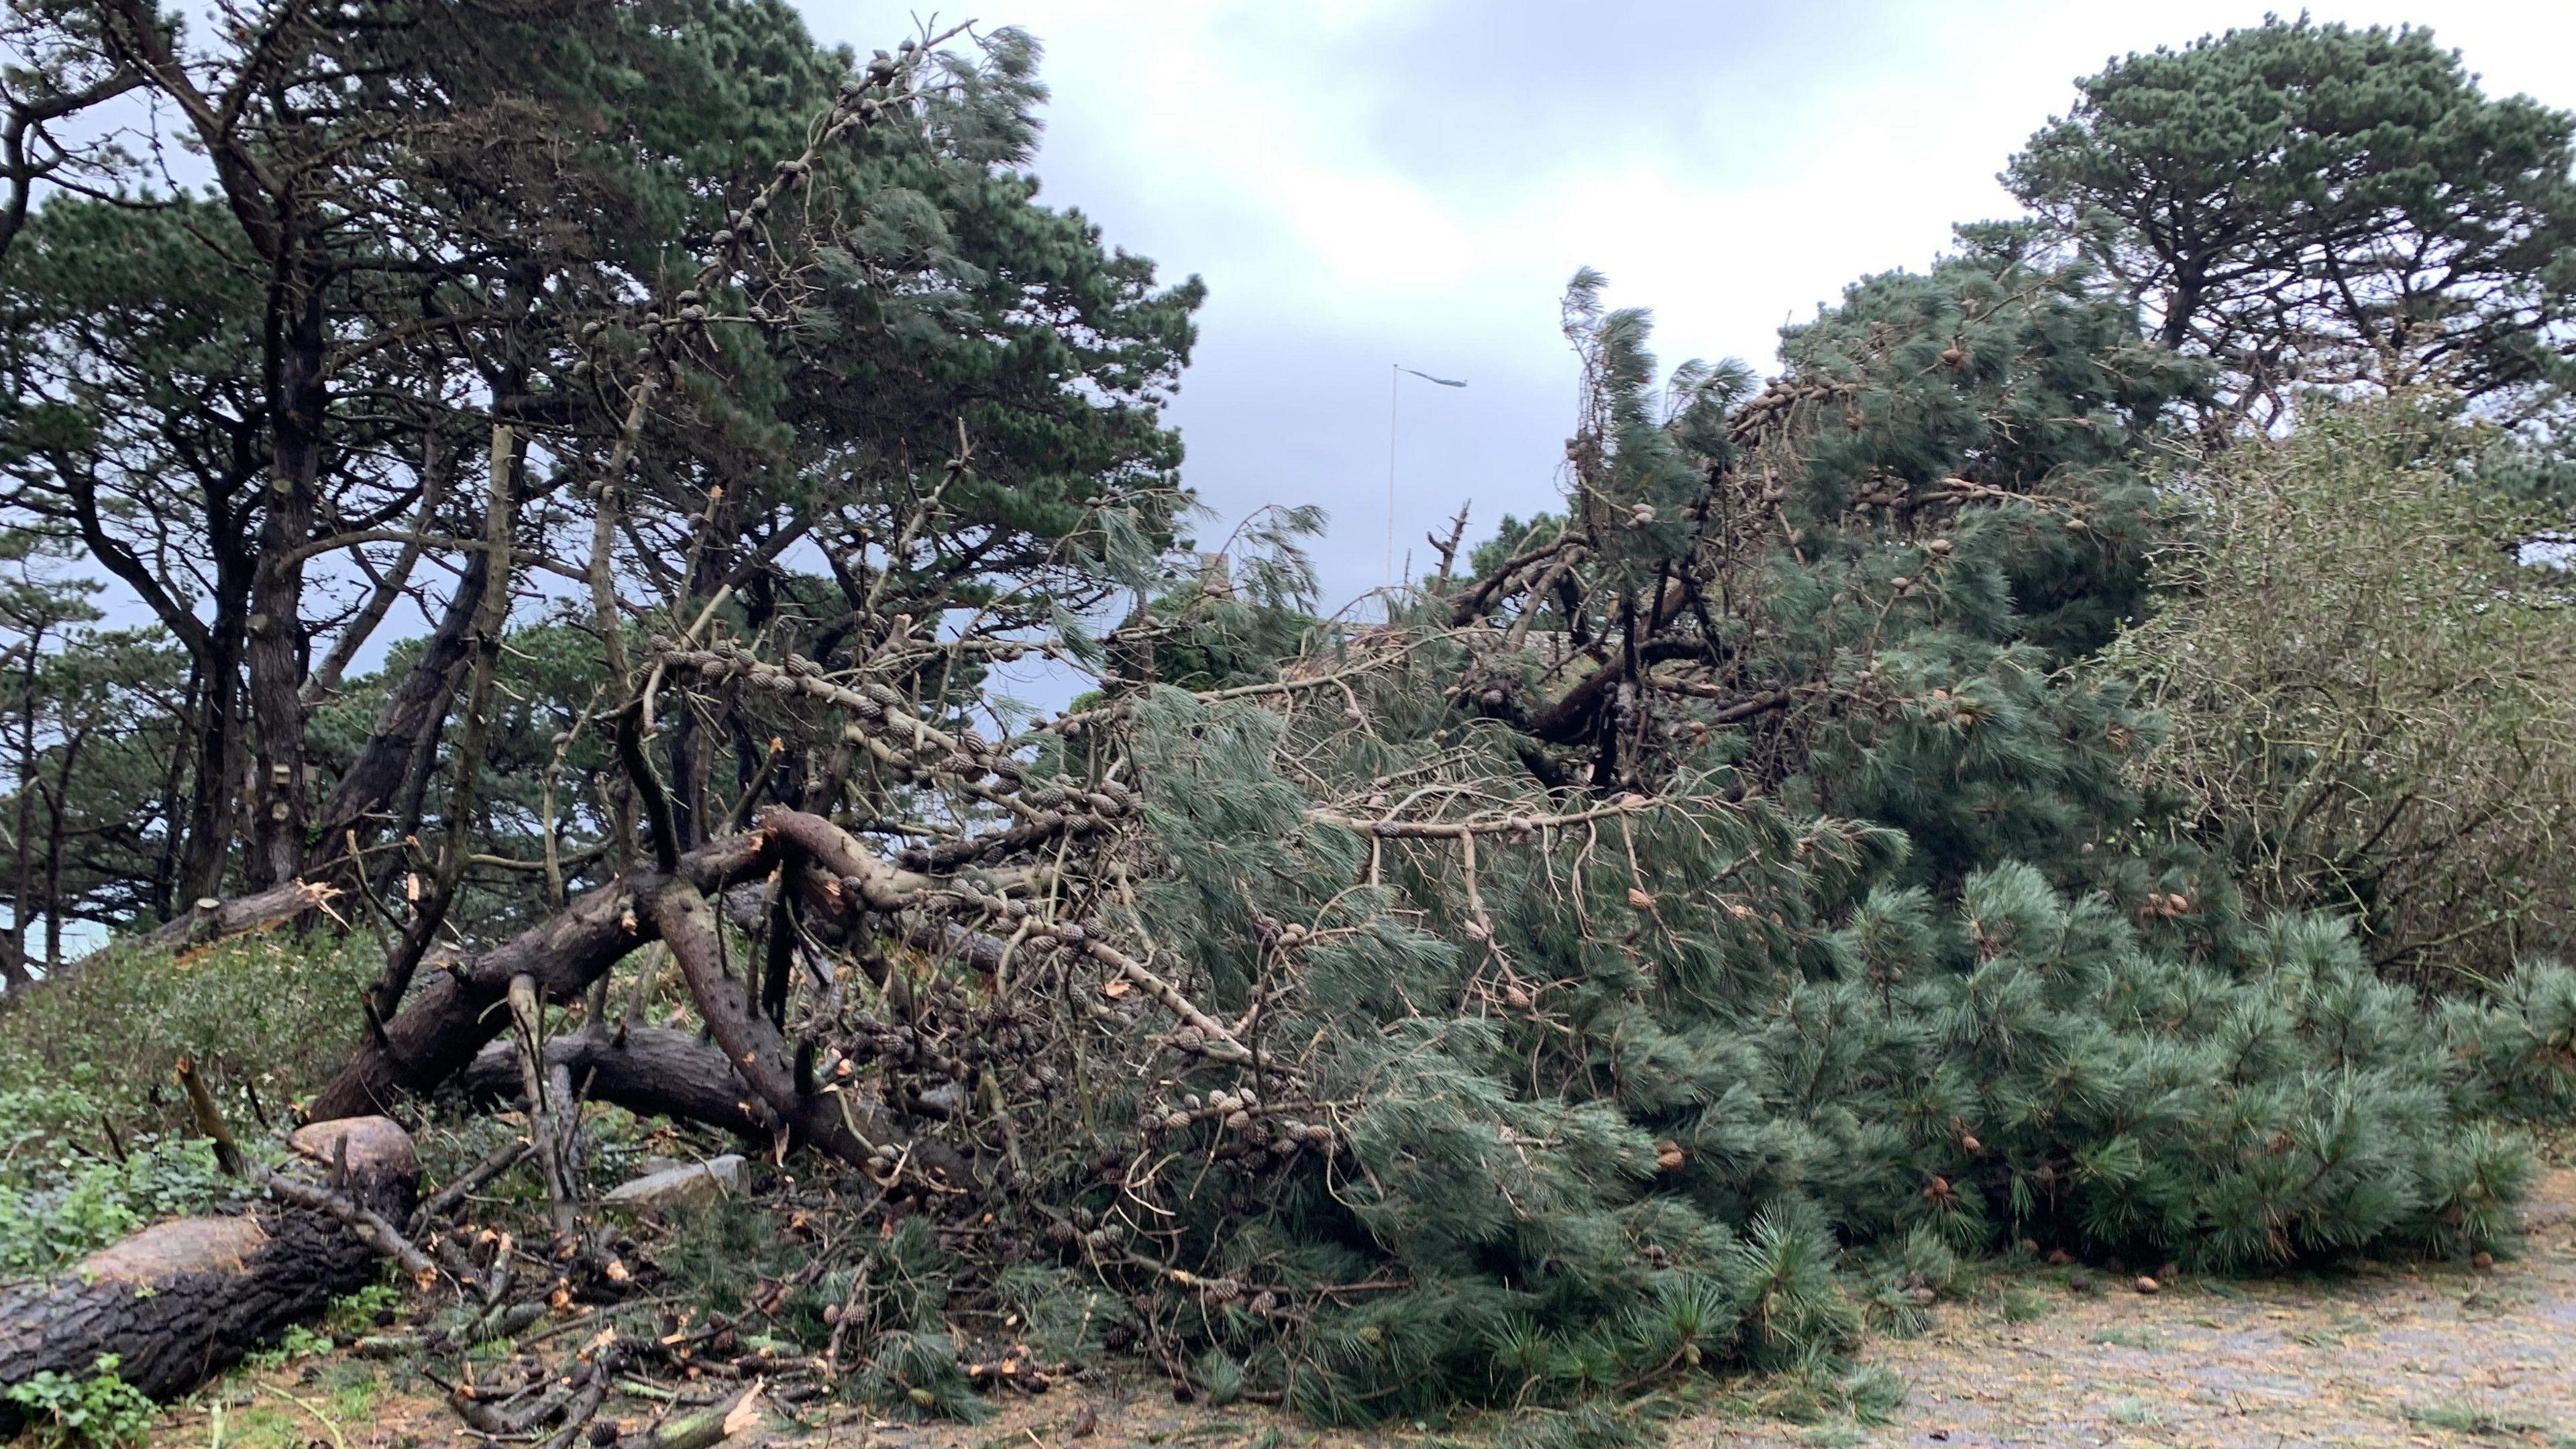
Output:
[{"xmin": 0, "ymin": 1117, "xmax": 418, "ymax": 1426}]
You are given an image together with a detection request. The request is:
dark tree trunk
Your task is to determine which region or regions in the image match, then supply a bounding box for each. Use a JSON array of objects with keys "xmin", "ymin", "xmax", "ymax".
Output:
[
  {"xmin": 174, "ymin": 647, "xmax": 246, "ymax": 911},
  {"xmin": 385, "ymin": 661, "xmax": 464, "ymax": 857},
  {"xmin": 668, "ymin": 704, "xmax": 704, "ymax": 851},
  {"xmin": 11, "ymin": 633, "xmax": 40, "ymax": 967},
  {"xmin": 0, "ymin": 1118, "xmax": 417, "ymax": 1426},
  {"xmin": 311, "ymin": 546, "xmax": 490, "ymax": 872},
  {"xmin": 2161, "ymin": 272, "xmax": 2204, "ymax": 353},
  {"xmin": 165, "ymin": 496, "xmax": 255, "ymax": 913},
  {"xmin": 309, "ymin": 814, "xmax": 956, "ymax": 1177},
  {"xmin": 39, "ymin": 727, "xmax": 83, "ymax": 967},
  {"xmin": 458, "ymin": 1025, "xmax": 774, "ymax": 1139},
  {"xmin": 246, "ymin": 282, "xmax": 328, "ymax": 890},
  {"xmin": 149, "ymin": 661, "xmax": 200, "ymax": 920}
]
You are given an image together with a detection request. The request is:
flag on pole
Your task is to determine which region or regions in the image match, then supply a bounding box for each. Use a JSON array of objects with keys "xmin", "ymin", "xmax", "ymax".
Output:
[{"xmin": 1401, "ymin": 368, "xmax": 1467, "ymax": 388}]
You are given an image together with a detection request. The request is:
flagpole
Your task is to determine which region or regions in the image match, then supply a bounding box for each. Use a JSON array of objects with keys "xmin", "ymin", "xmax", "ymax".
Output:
[
  {"xmin": 1385, "ymin": 362, "xmax": 1399, "ymax": 586},
  {"xmin": 1385, "ymin": 366, "xmax": 1464, "ymax": 592}
]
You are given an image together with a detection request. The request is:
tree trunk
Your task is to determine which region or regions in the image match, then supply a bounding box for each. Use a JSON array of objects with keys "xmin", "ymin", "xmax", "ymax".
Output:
[
  {"xmin": 458, "ymin": 1025, "xmax": 775, "ymax": 1140},
  {"xmin": 123, "ymin": 880, "xmax": 339, "ymax": 959},
  {"xmin": 0, "ymin": 879, "xmax": 337, "ymax": 1005},
  {"xmin": 310, "ymin": 547, "xmax": 490, "ymax": 873},
  {"xmin": 246, "ymin": 283, "xmax": 327, "ymax": 890},
  {"xmin": 0, "ymin": 1118, "xmax": 417, "ymax": 1425},
  {"xmin": 366, "ymin": 428, "xmax": 518, "ymax": 1020},
  {"xmin": 160, "ymin": 512, "xmax": 255, "ymax": 914},
  {"xmin": 39, "ymin": 727, "xmax": 83, "ymax": 967},
  {"xmin": 668, "ymin": 705, "xmax": 704, "ymax": 852},
  {"xmin": 11, "ymin": 630, "xmax": 41, "ymax": 966},
  {"xmin": 308, "ymin": 813, "xmax": 957, "ymax": 1177}
]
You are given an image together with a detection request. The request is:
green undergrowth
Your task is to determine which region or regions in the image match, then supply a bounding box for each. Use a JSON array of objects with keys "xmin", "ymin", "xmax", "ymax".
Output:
[
  {"xmin": 0, "ymin": 929, "xmax": 377, "ymax": 1131},
  {"xmin": 0, "ymin": 932, "xmax": 373, "ymax": 1281},
  {"xmin": 1, "ymin": 1357, "xmax": 154, "ymax": 1449},
  {"xmin": 170, "ymin": 1279, "xmax": 425, "ymax": 1449}
]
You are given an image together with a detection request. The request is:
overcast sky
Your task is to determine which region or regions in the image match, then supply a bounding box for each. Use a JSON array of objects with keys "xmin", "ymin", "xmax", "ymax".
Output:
[{"xmin": 800, "ymin": 0, "xmax": 2576, "ymax": 611}]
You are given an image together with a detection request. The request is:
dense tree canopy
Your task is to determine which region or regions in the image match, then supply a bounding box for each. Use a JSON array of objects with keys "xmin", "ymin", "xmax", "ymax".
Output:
[
  {"xmin": 2008, "ymin": 17, "xmax": 2576, "ymax": 429},
  {"xmin": 0, "ymin": 0, "xmax": 1203, "ymax": 947}
]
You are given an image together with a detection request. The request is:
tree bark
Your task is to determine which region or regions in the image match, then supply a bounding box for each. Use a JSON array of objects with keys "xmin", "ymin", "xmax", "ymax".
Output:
[
  {"xmin": 247, "ymin": 281, "xmax": 329, "ymax": 890},
  {"xmin": 0, "ymin": 1118, "xmax": 417, "ymax": 1426},
  {"xmin": 458, "ymin": 1025, "xmax": 775, "ymax": 1140},
  {"xmin": 310, "ymin": 544, "xmax": 491, "ymax": 873},
  {"xmin": 309, "ymin": 813, "xmax": 955, "ymax": 1176},
  {"xmin": 11, "ymin": 629, "xmax": 42, "ymax": 967}
]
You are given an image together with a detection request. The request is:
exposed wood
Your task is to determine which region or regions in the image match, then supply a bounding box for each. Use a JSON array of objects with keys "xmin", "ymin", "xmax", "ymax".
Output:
[
  {"xmin": 0, "ymin": 1118, "xmax": 419, "ymax": 1426},
  {"xmin": 0, "ymin": 879, "xmax": 339, "ymax": 1006},
  {"xmin": 509, "ymin": 971, "xmax": 579, "ymax": 1232},
  {"xmin": 642, "ymin": 879, "xmax": 903, "ymax": 1171}
]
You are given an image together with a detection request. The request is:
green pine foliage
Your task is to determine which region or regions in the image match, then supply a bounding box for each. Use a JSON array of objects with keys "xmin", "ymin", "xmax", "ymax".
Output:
[
  {"xmin": 2006, "ymin": 15, "xmax": 2576, "ymax": 425},
  {"xmin": 1051, "ymin": 680, "xmax": 2566, "ymax": 1419},
  {"xmin": 990, "ymin": 243, "xmax": 2576, "ymax": 1420},
  {"xmin": 1, "ymin": 10, "xmax": 2570, "ymax": 1436}
]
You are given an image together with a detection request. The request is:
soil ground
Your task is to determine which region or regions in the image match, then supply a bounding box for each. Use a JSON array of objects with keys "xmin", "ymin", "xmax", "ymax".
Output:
[{"xmin": 150, "ymin": 1165, "xmax": 2576, "ymax": 1449}]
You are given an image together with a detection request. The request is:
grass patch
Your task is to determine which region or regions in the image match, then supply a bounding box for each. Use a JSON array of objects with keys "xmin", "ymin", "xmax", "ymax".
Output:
[
  {"xmin": 0, "ymin": 932, "xmax": 377, "ymax": 1281},
  {"xmin": 2104, "ymin": 1395, "xmax": 2161, "ymax": 1428},
  {"xmin": 2286, "ymin": 1311, "xmax": 2377, "ymax": 1348},
  {"xmin": 2401, "ymin": 1401, "xmax": 2576, "ymax": 1446},
  {"xmin": 1999, "ymin": 1283, "xmax": 2049, "ymax": 1323}
]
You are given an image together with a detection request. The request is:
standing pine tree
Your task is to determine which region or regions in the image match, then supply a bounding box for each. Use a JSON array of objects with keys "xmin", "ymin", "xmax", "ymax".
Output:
[
  {"xmin": 6, "ymin": 15, "xmax": 2574, "ymax": 1441},
  {"xmin": 2007, "ymin": 16, "xmax": 2576, "ymax": 428}
]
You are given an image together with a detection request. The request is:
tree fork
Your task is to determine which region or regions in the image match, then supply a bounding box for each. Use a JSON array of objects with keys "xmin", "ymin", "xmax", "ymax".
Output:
[{"xmin": 306, "ymin": 828, "xmax": 783, "ymax": 1121}]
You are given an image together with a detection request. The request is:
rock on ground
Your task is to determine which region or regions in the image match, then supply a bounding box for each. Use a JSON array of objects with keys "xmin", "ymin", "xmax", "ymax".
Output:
[{"xmin": 602, "ymin": 1155, "xmax": 745, "ymax": 1210}]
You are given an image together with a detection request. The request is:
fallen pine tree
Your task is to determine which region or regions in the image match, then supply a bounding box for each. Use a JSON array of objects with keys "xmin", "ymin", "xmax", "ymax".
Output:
[
  {"xmin": 0, "ymin": 879, "xmax": 339, "ymax": 1010},
  {"xmin": 4, "ymin": 11, "xmax": 2575, "ymax": 1444},
  {"xmin": 0, "ymin": 1116, "xmax": 417, "ymax": 1431},
  {"xmin": 249, "ymin": 254, "xmax": 2574, "ymax": 1428}
]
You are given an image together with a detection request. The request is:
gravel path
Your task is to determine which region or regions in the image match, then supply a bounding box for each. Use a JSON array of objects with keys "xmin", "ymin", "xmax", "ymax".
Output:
[
  {"xmin": 1716, "ymin": 1167, "xmax": 2576, "ymax": 1449},
  {"xmin": 873, "ymin": 1166, "xmax": 2576, "ymax": 1449}
]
